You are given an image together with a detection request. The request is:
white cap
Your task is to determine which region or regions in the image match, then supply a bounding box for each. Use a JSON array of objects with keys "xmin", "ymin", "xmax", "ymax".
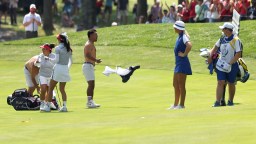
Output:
[
  {"xmin": 111, "ymin": 22, "xmax": 118, "ymax": 26},
  {"xmin": 219, "ymin": 22, "xmax": 233, "ymax": 30},
  {"xmin": 156, "ymin": 0, "xmax": 161, "ymax": 3},
  {"xmin": 30, "ymin": 4, "xmax": 36, "ymax": 9},
  {"xmin": 173, "ymin": 21, "xmax": 185, "ymax": 31},
  {"xmin": 178, "ymin": 4, "xmax": 183, "ymax": 8}
]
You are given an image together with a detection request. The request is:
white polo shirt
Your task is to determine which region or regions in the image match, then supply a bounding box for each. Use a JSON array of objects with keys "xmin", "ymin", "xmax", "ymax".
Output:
[
  {"xmin": 23, "ymin": 12, "xmax": 42, "ymax": 32},
  {"xmin": 215, "ymin": 36, "xmax": 242, "ymax": 63}
]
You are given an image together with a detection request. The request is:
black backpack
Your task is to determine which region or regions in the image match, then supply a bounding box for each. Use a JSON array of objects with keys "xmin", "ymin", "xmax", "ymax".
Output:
[{"xmin": 7, "ymin": 88, "xmax": 40, "ymax": 110}]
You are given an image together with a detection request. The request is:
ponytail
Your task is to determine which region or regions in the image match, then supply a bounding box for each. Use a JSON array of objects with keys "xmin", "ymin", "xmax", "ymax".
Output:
[{"xmin": 57, "ymin": 33, "xmax": 73, "ymax": 52}]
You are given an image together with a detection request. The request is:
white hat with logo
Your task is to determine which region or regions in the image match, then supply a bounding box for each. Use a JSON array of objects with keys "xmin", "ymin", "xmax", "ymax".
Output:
[
  {"xmin": 173, "ymin": 21, "xmax": 185, "ymax": 31},
  {"xmin": 219, "ymin": 22, "xmax": 234, "ymax": 30}
]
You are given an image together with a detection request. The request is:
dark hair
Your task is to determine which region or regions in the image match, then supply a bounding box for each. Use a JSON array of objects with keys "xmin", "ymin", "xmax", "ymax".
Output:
[
  {"xmin": 224, "ymin": 28, "xmax": 233, "ymax": 32},
  {"xmin": 87, "ymin": 29, "xmax": 97, "ymax": 38},
  {"xmin": 58, "ymin": 34, "xmax": 73, "ymax": 52},
  {"xmin": 170, "ymin": 6, "xmax": 176, "ymax": 11},
  {"xmin": 49, "ymin": 43, "xmax": 55, "ymax": 48}
]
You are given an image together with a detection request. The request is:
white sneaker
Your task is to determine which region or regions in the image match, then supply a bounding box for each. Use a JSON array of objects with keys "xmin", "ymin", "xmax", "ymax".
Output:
[
  {"xmin": 59, "ymin": 106, "xmax": 68, "ymax": 112},
  {"xmin": 40, "ymin": 102, "xmax": 45, "ymax": 111},
  {"xmin": 41, "ymin": 103, "xmax": 51, "ymax": 112},
  {"xmin": 167, "ymin": 105, "xmax": 178, "ymax": 110},
  {"xmin": 87, "ymin": 100, "xmax": 101, "ymax": 108},
  {"xmin": 50, "ymin": 102, "xmax": 57, "ymax": 110},
  {"xmin": 174, "ymin": 105, "xmax": 185, "ymax": 109},
  {"xmin": 179, "ymin": 105, "xmax": 185, "ymax": 109}
]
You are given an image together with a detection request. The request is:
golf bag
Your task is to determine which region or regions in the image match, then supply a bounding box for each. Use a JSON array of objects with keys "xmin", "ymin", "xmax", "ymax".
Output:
[
  {"xmin": 7, "ymin": 88, "xmax": 40, "ymax": 110},
  {"xmin": 237, "ymin": 58, "xmax": 250, "ymax": 83}
]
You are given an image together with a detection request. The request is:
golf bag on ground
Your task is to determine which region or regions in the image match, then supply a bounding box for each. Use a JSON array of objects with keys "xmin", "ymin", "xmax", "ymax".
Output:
[{"xmin": 7, "ymin": 88, "xmax": 40, "ymax": 110}]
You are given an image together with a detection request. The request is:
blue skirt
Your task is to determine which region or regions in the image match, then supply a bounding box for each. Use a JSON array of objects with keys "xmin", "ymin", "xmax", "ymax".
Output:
[{"xmin": 174, "ymin": 57, "xmax": 192, "ymax": 75}]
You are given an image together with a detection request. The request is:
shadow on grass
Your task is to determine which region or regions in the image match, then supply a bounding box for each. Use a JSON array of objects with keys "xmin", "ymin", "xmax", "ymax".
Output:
[{"xmin": 0, "ymin": 27, "xmax": 25, "ymax": 42}]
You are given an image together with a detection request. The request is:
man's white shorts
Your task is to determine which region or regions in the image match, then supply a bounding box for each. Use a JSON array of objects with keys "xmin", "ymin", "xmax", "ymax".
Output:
[
  {"xmin": 39, "ymin": 76, "xmax": 51, "ymax": 86},
  {"xmin": 24, "ymin": 67, "xmax": 39, "ymax": 87},
  {"xmin": 82, "ymin": 63, "xmax": 95, "ymax": 81}
]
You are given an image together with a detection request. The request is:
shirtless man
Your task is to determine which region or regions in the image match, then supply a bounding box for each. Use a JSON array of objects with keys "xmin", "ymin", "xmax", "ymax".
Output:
[
  {"xmin": 82, "ymin": 29, "xmax": 102, "ymax": 108},
  {"xmin": 24, "ymin": 55, "xmax": 40, "ymax": 96}
]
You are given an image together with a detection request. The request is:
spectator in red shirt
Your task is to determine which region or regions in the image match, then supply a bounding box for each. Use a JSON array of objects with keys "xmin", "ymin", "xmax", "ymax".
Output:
[
  {"xmin": 186, "ymin": 0, "xmax": 197, "ymax": 23},
  {"xmin": 235, "ymin": 0, "xmax": 250, "ymax": 20},
  {"xmin": 96, "ymin": 0, "xmax": 104, "ymax": 22},
  {"xmin": 182, "ymin": 3, "xmax": 190, "ymax": 22},
  {"xmin": 220, "ymin": 0, "xmax": 233, "ymax": 21}
]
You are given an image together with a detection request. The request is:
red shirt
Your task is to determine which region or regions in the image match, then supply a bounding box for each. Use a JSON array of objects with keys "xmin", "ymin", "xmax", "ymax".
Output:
[
  {"xmin": 182, "ymin": 8, "xmax": 190, "ymax": 22},
  {"xmin": 189, "ymin": 1, "xmax": 197, "ymax": 18},
  {"xmin": 96, "ymin": 1, "xmax": 103, "ymax": 8}
]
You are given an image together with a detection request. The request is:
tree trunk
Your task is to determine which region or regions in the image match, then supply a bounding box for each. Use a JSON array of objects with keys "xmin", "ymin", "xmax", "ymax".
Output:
[
  {"xmin": 137, "ymin": 0, "xmax": 147, "ymax": 23},
  {"xmin": 43, "ymin": 0, "xmax": 54, "ymax": 35},
  {"xmin": 80, "ymin": 0, "xmax": 97, "ymax": 30}
]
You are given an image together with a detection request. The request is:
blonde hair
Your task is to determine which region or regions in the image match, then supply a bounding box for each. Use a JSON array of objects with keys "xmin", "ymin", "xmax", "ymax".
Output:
[{"xmin": 184, "ymin": 30, "xmax": 190, "ymax": 38}]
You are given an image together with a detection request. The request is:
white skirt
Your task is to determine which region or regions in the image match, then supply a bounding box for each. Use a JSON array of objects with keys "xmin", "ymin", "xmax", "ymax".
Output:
[{"xmin": 52, "ymin": 64, "xmax": 71, "ymax": 82}]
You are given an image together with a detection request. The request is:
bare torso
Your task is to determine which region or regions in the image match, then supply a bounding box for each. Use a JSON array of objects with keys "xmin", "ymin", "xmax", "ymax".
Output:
[{"xmin": 84, "ymin": 41, "xmax": 96, "ymax": 65}]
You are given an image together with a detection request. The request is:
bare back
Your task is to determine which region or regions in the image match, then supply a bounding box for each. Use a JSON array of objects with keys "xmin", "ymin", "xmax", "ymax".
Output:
[
  {"xmin": 25, "ymin": 56, "xmax": 39, "ymax": 76},
  {"xmin": 84, "ymin": 41, "xmax": 96, "ymax": 65}
]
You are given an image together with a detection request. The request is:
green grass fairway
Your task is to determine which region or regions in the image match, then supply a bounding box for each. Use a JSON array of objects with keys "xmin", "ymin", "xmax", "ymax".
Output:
[
  {"xmin": 0, "ymin": 61, "xmax": 256, "ymax": 144},
  {"xmin": 1, "ymin": 21, "xmax": 256, "ymax": 143}
]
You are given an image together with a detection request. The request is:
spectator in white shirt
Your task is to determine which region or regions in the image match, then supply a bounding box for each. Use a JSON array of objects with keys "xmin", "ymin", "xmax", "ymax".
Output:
[{"xmin": 23, "ymin": 4, "xmax": 42, "ymax": 38}]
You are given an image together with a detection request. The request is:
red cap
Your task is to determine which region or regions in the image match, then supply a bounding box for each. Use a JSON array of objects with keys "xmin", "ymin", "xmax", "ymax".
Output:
[{"xmin": 40, "ymin": 44, "xmax": 52, "ymax": 51}]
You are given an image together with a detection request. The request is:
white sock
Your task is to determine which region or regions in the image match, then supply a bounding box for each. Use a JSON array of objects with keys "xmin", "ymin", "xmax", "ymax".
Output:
[
  {"xmin": 63, "ymin": 101, "xmax": 67, "ymax": 107},
  {"xmin": 87, "ymin": 96, "xmax": 92, "ymax": 102}
]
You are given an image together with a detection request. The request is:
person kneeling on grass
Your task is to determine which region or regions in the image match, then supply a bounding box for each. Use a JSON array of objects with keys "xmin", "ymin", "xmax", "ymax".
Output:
[{"xmin": 24, "ymin": 55, "xmax": 40, "ymax": 96}]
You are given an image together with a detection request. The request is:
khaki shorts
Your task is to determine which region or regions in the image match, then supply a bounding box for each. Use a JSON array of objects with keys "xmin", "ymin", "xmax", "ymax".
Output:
[
  {"xmin": 24, "ymin": 67, "xmax": 39, "ymax": 87},
  {"xmin": 82, "ymin": 63, "xmax": 95, "ymax": 81}
]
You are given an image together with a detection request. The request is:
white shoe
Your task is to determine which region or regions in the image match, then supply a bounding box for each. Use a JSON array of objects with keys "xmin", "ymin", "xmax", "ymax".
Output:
[
  {"xmin": 167, "ymin": 105, "xmax": 178, "ymax": 110},
  {"xmin": 40, "ymin": 102, "xmax": 45, "ymax": 111},
  {"xmin": 59, "ymin": 106, "xmax": 68, "ymax": 112},
  {"xmin": 174, "ymin": 105, "xmax": 185, "ymax": 109},
  {"xmin": 50, "ymin": 102, "xmax": 57, "ymax": 110},
  {"xmin": 179, "ymin": 105, "xmax": 185, "ymax": 109},
  {"xmin": 87, "ymin": 100, "xmax": 100, "ymax": 108},
  {"xmin": 41, "ymin": 103, "xmax": 51, "ymax": 112}
]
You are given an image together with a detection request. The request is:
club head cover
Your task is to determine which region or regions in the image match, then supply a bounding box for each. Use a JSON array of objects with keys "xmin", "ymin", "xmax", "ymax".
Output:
[{"xmin": 120, "ymin": 65, "xmax": 140, "ymax": 83}]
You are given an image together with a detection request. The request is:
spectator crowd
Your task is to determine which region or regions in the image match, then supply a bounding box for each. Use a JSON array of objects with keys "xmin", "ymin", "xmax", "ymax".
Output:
[
  {"xmin": 143, "ymin": 0, "xmax": 256, "ymax": 24},
  {"xmin": 0, "ymin": 0, "xmax": 255, "ymax": 29}
]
